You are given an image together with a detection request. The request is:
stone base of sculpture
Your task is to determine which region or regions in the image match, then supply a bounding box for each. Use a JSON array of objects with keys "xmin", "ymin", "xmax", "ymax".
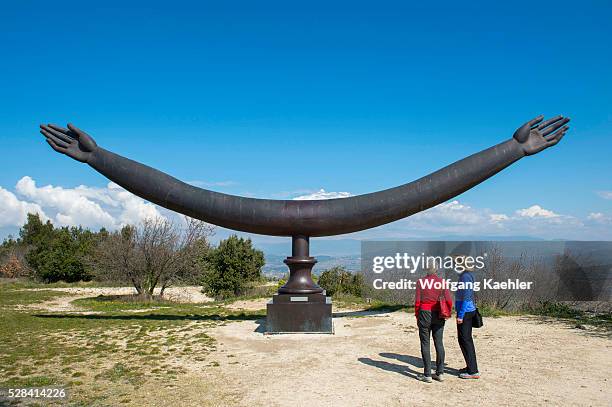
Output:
[{"xmin": 266, "ymin": 293, "xmax": 333, "ymax": 334}]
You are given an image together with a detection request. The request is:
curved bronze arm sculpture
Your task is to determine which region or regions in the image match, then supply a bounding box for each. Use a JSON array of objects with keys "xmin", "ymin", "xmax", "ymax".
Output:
[
  {"xmin": 39, "ymin": 115, "xmax": 569, "ymax": 296},
  {"xmin": 39, "ymin": 115, "xmax": 569, "ymax": 237}
]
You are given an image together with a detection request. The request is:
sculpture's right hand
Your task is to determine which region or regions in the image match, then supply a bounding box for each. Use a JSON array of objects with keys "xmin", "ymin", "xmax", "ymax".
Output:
[
  {"xmin": 512, "ymin": 115, "xmax": 570, "ymax": 156},
  {"xmin": 39, "ymin": 123, "xmax": 98, "ymax": 163}
]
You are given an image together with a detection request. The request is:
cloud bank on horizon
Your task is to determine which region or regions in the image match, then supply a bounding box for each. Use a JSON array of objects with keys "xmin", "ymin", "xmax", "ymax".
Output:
[
  {"xmin": 0, "ymin": 176, "xmax": 611, "ymax": 241},
  {"xmin": 597, "ymin": 191, "xmax": 612, "ymax": 200},
  {"xmin": 0, "ymin": 176, "xmax": 162, "ymax": 231},
  {"xmin": 292, "ymin": 189, "xmax": 352, "ymax": 200}
]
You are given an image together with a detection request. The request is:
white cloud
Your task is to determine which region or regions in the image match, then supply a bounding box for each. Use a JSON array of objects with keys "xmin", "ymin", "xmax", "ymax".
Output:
[
  {"xmin": 489, "ymin": 213, "xmax": 509, "ymax": 222},
  {"xmin": 357, "ymin": 200, "xmax": 594, "ymax": 239},
  {"xmin": 1, "ymin": 177, "xmax": 611, "ymax": 241},
  {"xmin": 588, "ymin": 212, "xmax": 604, "ymax": 221},
  {"xmin": 186, "ymin": 180, "xmax": 237, "ymax": 188},
  {"xmin": 515, "ymin": 205, "xmax": 559, "ymax": 219},
  {"xmin": 105, "ymin": 182, "xmax": 163, "ymax": 226},
  {"xmin": 16, "ymin": 177, "xmax": 117, "ymax": 228},
  {"xmin": 293, "ymin": 189, "xmax": 352, "ymax": 200},
  {"xmin": 597, "ymin": 191, "xmax": 612, "ymax": 200},
  {"xmin": 406, "ymin": 200, "xmax": 486, "ymax": 226},
  {"xmin": 588, "ymin": 212, "xmax": 612, "ymax": 224},
  {"xmin": 390, "ymin": 200, "xmax": 505, "ymax": 236},
  {"xmin": 4, "ymin": 176, "xmax": 164, "ymax": 230},
  {"xmin": 0, "ymin": 186, "xmax": 47, "ymax": 227}
]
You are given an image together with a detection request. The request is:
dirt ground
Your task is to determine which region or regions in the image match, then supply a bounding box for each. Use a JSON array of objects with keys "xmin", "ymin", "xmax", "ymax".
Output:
[
  {"xmin": 201, "ymin": 304, "xmax": 611, "ymax": 406},
  {"xmin": 21, "ymin": 286, "xmax": 213, "ymax": 312},
  {"xmin": 13, "ymin": 288, "xmax": 612, "ymax": 406}
]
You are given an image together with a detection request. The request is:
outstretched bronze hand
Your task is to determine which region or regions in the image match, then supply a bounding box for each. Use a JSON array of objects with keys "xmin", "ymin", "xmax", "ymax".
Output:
[
  {"xmin": 40, "ymin": 123, "xmax": 98, "ymax": 163},
  {"xmin": 513, "ymin": 115, "xmax": 570, "ymax": 156}
]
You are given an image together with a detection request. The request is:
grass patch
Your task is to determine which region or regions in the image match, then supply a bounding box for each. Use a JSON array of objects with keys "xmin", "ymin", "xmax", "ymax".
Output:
[
  {"xmin": 526, "ymin": 301, "xmax": 612, "ymax": 330},
  {"xmin": 0, "ymin": 278, "xmax": 125, "ymax": 289},
  {"xmin": 100, "ymin": 363, "xmax": 143, "ymax": 385},
  {"xmin": 333, "ymin": 293, "xmax": 409, "ymax": 313},
  {"xmin": 478, "ymin": 304, "xmax": 516, "ymax": 318},
  {"xmin": 528, "ymin": 301, "xmax": 582, "ymax": 318},
  {"xmin": 0, "ymin": 281, "xmax": 265, "ymax": 405},
  {"xmin": 73, "ymin": 295, "xmax": 174, "ymax": 311},
  {"xmin": 2, "ymin": 374, "xmax": 59, "ymax": 387},
  {"xmin": 0, "ymin": 289, "xmax": 72, "ymax": 307}
]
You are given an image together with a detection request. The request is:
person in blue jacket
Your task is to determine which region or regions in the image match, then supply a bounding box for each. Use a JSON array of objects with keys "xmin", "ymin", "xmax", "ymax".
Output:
[{"xmin": 455, "ymin": 268, "xmax": 480, "ymax": 379}]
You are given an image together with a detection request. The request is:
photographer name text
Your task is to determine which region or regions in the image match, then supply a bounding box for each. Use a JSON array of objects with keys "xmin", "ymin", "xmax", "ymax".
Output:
[{"xmin": 372, "ymin": 278, "xmax": 533, "ymax": 291}]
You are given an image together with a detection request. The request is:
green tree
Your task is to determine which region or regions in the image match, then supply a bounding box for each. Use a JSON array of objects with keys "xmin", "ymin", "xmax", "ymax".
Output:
[
  {"xmin": 318, "ymin": 266, "xmax": 364, "ymax": 297},
  {"xmin": 30, "ymin": 227, "xmax": 91, "ymax": 282},
  {"xmin": 17, "ymin": 214, "xmax": 102, "ymax": 283},
  {"xmin": 201, "ymin": 235, "xmax": 265, "ymax": 298},
  {"xmin": 19, "ymin": 213, "xmax": 54, "ymax": 247}
]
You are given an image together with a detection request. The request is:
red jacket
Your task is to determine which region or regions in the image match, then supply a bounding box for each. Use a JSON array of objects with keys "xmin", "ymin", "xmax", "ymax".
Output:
[{"xmin": 414, "ymin": 274, "xmax": 452, "ymax": 317}]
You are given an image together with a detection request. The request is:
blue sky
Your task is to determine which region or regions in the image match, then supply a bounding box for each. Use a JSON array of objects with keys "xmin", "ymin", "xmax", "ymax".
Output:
[{"xmin": 1, "ymin": 1, "xmax": 611, "ymax": 242}]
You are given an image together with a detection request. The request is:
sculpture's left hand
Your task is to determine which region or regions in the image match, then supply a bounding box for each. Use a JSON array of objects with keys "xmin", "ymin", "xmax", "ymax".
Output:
[
  {"xmin": 39, "ymin": 123, "xmax": 98, "ymax": 163},
  {"xmin": 513, "ymin": 115, "xmax": 570, "ymax": 156}
]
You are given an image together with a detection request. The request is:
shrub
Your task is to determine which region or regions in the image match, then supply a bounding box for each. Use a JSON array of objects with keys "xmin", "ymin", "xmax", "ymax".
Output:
[
  {"xmin": 0, "ymin": 238, "xmax": 30, "ymax": 278},
  {"xmin": 19, "ymin": 214, "xmax": 102, "ymax": 283},
  {"xmin": 318, "ymin": 266, "xmax": 364, "ymax": 297},
  {"xmin": 201, "ymin": 235, "xmax": 265, "ymax": 298},
  {"xmin": 527, "ymin": 301, "xmax": 582, "ymax": 319},
  {"xmin": 28, "ymin": 227, "xmax": 94, "ymax": 283},
  {"xmin": 0, "ymin": 254, "xmax": 29, "ymax": 278}
]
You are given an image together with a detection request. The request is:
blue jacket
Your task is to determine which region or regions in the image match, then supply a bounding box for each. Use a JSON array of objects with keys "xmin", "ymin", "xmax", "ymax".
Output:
[{"xmin": 455, "ymin": 271, "xmax": 476, "ymax": 319}]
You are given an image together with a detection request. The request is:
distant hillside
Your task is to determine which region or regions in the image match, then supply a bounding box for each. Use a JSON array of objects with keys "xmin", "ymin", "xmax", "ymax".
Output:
[
  {"xmin": 262, "ymin": 253, "xmax": 360, "ymax": 278},
  {"xmin": 258, "ymin": 235, "xmax": 547, "ymax": 276}
]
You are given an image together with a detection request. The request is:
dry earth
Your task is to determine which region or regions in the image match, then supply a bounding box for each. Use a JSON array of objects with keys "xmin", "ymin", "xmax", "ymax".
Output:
[
  {"xmin": 199, "ymin": 302, "xmax": 611, "ymax": 407},
  {"xmin": 20, "ymin": 286, "xmax": 213, "ymax": 312},
  {"xmin": 15, "ymin": 289, "xmax": 612, "ymax": 406}
]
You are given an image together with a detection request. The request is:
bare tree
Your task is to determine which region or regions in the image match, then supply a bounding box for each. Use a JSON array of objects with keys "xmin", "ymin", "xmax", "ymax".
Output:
[
  {"xmin": 92, "ymin": 217, "xmax": 214, "ymax": 299},
  {"xmin": 0, "ymin": 246, "xmax": 31, "ymax": 278},
  {"xmin": 0, "ymin": 243, "xmax": 31, "ymax": 279}
]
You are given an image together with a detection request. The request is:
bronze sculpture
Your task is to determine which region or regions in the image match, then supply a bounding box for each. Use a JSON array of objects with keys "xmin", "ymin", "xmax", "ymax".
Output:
[{"xmin": 39, "ymin": 115, "xmax": 570, "ymax": 331}]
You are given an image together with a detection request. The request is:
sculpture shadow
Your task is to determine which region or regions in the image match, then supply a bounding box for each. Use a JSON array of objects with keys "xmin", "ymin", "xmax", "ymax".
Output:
[
  {"xmin": 253, "ymin": 318, "xmax": 267, "ymax": 333},
  {"xmin": 36, "ymin": 312, "xmax": 273, "ymax": 335},
  {"xmin": 333, "ymin": 304, "xmax": 405, "ymax": 318},
  {"xmin": 358, "ymin": 352, "xmax": 462, "ymax": 379},
  {"xmin": 33, "ymin": 313, "xmax": 264, "ymax": 322}
]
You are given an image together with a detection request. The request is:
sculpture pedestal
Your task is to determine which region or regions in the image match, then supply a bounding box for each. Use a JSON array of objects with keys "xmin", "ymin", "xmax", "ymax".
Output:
[
  {"xmin": 266, "ymin": 293, "xmax": 333, "ymax": 334},
  {"xmin": 266, "ymin": 235, "xmax": 333, "ymax": 334}
]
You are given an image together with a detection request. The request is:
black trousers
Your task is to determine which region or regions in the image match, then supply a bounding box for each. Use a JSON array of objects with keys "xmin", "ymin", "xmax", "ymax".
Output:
[
  {"xmin": 457, "ymin": 310, "xmax": 479, "ymax": 374},
  {"xmin": 417, "ymin": 310, "xmax": 446, "ymax": 376}
]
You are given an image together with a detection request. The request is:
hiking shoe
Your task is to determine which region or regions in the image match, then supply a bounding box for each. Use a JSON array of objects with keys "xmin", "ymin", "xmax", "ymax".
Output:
[
  {"xmin": 432, "ymin": 373, "xmax": 445, "ymax": 382},
  {"xmin": 417, "ymin": 374, "xmax": 433, "ymax": 383},
  {"xmin": 459, "ymin": 372, "xmax": 480, "ymax": 379}
]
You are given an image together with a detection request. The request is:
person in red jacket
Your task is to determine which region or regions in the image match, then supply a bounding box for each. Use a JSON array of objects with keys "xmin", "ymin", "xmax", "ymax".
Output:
[{"xmin": 414, "ymin": 267, "xmax": 453, "ymax": 383}]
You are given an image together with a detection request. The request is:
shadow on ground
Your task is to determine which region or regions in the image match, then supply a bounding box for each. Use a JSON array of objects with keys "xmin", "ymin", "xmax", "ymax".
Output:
[
  {"xmin": 358, "ymin": 352, "xmax": 463, "ymax": 380},
  {"xmin": 253, "ymin": 318, "xmax": 267, "ymax": 333},
  {"xmin": 34, "ymin": 313, "xmax": 264, "ymax": 322},
  {"xmin": 334, "ymin": 305, "xmax": 405, "ymax": 318}
]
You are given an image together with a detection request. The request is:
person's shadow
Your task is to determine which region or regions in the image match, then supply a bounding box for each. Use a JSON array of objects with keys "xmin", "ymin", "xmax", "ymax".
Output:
[
  {"xmin": 358, "ymin": 356, "xmax": 418, "ymax": 379},
  {"xmin": 358, "ymin": 352, "xmax": 462, "ymax": 379}
]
